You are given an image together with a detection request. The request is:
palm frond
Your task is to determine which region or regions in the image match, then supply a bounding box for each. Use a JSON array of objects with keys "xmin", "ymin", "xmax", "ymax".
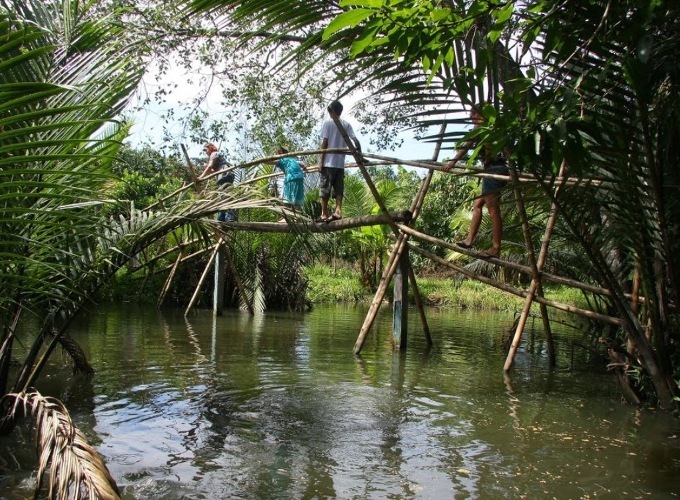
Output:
[{"xmin": 2, "ymin": 389, "xmax": 120, "ymax": 499}]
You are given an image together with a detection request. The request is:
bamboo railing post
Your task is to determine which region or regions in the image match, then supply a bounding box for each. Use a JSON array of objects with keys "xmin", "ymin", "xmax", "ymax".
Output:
[{"xmin": 504, "ymin": 160, "xmax": 568, "ymax": 372}]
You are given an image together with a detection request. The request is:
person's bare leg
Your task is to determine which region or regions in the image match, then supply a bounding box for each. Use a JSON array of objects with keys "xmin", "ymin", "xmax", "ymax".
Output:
[
  {"xmin": 320, "ymin": 197, "xmax": 330, "ymax": 219},
  {"xmin": 481, "ymin": 193, "xmax": 502, "ymax": 257},
  {"xmin": 458, "ymin": 197, "xmax": 485, "ymax": 247},
  {"xmin": 334, "ymin": 195, "xmax": 343, "ymax": 218}
]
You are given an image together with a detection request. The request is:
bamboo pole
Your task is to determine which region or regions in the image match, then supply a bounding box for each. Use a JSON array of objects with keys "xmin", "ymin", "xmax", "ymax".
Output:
[
  {"xmin": 352, "ymin": 123, "xmax": 446, "ymax": 353},
  {"xmin": 328, "ymin": 112, "xmax": 419, "ymax": 353},
  {"xmin": 157, "ymin": 251, "xmax": 183, "ymax": 308},
  {"xmin": 503, "ymin": 160, "xmax": 568, "ymax": 371},
  {"xmin": 185, "ymin": 242, "xmax": 221, "ymax": 317}
]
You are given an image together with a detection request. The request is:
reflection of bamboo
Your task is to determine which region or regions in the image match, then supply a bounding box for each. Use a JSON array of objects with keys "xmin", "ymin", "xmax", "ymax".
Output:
[{"xmin": 503, "ymin": 372, "xmax": 522, "ymax": 432}]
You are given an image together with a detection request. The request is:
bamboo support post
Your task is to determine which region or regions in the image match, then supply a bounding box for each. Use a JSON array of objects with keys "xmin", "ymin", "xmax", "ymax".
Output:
[
  {"xmin": 221, "ymin": 236, "xmax": 254, "ymax": 315},
  {"xmin": 185, "ymin": 242, "xmax": 221, "ymax": 316},
  {"xmin": 504, "ymin": 160, "xmax": 568, "ymax": 372},
  {"xmin": 503, "ymin": 162, "xmax": 564, "ymax": 372},
  {"xmin": 157, "ymin": 251, "xmax": 183, "ymax": 308},
  {"xmin": 352, "ymin": 123, "xmax": 446, "ymax": 353},
  {"xmin": 214, "ymin": 244, "xmax": 225, "ymax": 316},
  {"xmin": 174, "ymin": 146, "xmax": 255, "ymax": 316},
  {"xmin": 329, "ymin": 112, "xmax": 422, "ymax": 352},
  {"xmin": 392, "ymin": 247, "xmax": 409, "ymax": 350}
]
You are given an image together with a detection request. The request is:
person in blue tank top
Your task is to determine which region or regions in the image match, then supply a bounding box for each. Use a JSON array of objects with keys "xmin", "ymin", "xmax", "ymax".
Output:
[
  {"xmin": 269, "ymin": 146, "xmax": 305, "ymax": 222},
  {"xmin": 274, "ymin": 147, "xmax": 305, "ymax": 208}
]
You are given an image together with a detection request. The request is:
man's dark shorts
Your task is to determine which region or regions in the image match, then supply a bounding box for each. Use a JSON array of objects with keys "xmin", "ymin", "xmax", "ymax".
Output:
[
  {"xmin": 482, "ymin": 163, "xmax": 509, "ymax": 195},
  {"xmin": 320, "ymin": 167, "xmax": 344, "ymax": 198}
]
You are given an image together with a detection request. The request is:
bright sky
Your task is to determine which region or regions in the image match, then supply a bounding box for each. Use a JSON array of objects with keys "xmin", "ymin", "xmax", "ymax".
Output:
[{"xmin": 123, "ymin": 60, "xmax": 457, "ymax": 165}]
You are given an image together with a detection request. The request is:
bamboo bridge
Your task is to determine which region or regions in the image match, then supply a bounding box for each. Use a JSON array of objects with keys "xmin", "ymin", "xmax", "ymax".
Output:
[{"xmin": 161, "ymin": 116, "xmax": 629, "ymax": 375}]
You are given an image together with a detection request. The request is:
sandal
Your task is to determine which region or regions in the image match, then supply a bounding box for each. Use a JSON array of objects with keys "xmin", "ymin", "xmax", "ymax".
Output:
[
  {"xmin": 315, "ymin": 216, "xmax": 329, "ymax": 223},
  {"xmin": 478, "ymin": 249, "xmax": 499, "ymax": 258},
  {"xmin": 455, "ymin": 241, "xmax": 473, "ymax": 249},
  {"xmin": 327, "ymin": 214, "xmax": 342, "ymax": 222}
]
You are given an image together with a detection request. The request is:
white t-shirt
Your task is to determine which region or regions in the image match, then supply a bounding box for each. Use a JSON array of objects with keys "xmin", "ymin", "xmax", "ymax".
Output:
[{"xmin": 321, "ymin": 118, "xmax": 356, "ymax": 169}]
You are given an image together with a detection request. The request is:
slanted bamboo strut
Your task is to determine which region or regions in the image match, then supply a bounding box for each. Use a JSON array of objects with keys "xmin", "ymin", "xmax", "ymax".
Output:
[
  {"xmin": 396, "ymin": 223, "xmax": 629, "ymax": 299},
  {"xmin": 329, "ymin": 110, "xmax": 425, "ymax": 353},
  {"xmin": 503, "ymin": 160, "xmax": 567, "ymax": 372},
  {"xmin": 185, "ymin": 241, "xmax": 221, "ymax": 317},
  {"xmin": 158, "ymin": 251, "xmax": 183, "ymax": 308},
  {"xmin": 352, "ymin": 123, "xmax": 446, "ymax": 353},
  {"xmin": 404, "ymin": 241, "xmax": 623, "ymax": 326}
]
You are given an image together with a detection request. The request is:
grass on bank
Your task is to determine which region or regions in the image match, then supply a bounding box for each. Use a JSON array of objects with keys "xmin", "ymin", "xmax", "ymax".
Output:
[{"xmin": 305, "ymin": 263, "xmax": 593, "ymax": 312}]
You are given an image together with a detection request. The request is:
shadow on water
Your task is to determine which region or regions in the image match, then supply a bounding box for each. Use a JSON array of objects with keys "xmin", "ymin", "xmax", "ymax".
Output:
[{"xmin": 2, "ymin": 303, "xmax": 680, "ymax": 498}]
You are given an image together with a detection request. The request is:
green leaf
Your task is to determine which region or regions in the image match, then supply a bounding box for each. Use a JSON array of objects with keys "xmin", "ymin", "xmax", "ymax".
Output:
[
  {"xmin": 323, "ymin": 9, "xmax": 375, "ymax": 40},
  {"xmin": 429, "ymin": 8, "xmax": 450, "ymax": 23},
  {"xmin": 339, "ymin": 0, "xmax": 383, "ymax": 7},
  {"xmin": 350, "ymin": 25, "xmax": 378, "ymax": 57},
  {"xmin": 495, "ymin": 2, "xmax": 514, "ymax": 24}
]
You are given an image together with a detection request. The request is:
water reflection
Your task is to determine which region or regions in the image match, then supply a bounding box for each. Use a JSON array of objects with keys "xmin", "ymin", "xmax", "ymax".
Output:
[{"xmin": 1, "ymin": 304, "xmax": 679, "ymax": 498}]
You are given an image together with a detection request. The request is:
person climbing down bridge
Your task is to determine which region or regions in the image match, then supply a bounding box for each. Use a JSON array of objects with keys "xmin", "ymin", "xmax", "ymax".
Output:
[
  {"xmin": 200, "ymin": 142, "xmax": 237, "ymax": 222},
  {"xmin": 443, "ymin": 106, "xmax": 509, "ymax": 258}
]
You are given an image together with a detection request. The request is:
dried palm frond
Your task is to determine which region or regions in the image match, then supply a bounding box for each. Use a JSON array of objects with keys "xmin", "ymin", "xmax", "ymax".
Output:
[{"xmin": 3, "ymin": 389, "xmax": 120, "ymax": 500}]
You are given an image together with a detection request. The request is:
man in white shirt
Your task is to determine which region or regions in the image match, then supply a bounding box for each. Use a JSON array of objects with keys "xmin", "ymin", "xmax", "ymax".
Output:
[{"xmin": 317, "ymin": 100, "xmax": 361, "ymax": 222}]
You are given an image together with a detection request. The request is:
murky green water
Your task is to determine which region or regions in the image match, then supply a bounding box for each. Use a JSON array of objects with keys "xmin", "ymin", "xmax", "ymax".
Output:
[{"xmin": 2, "ymin": 304, "xmax": 680, "ymax": 498}]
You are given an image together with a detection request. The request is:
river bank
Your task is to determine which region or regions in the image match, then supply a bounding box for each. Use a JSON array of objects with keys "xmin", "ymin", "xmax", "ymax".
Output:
[{"xmin": 305, "ymin": 263, "xmax": 590, "ymax": 312}]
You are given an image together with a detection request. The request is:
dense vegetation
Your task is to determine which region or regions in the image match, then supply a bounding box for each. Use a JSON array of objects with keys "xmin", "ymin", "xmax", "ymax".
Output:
[{"xmin": 1, "ymin": 0, "xmax": 679, "ymax": 496}]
